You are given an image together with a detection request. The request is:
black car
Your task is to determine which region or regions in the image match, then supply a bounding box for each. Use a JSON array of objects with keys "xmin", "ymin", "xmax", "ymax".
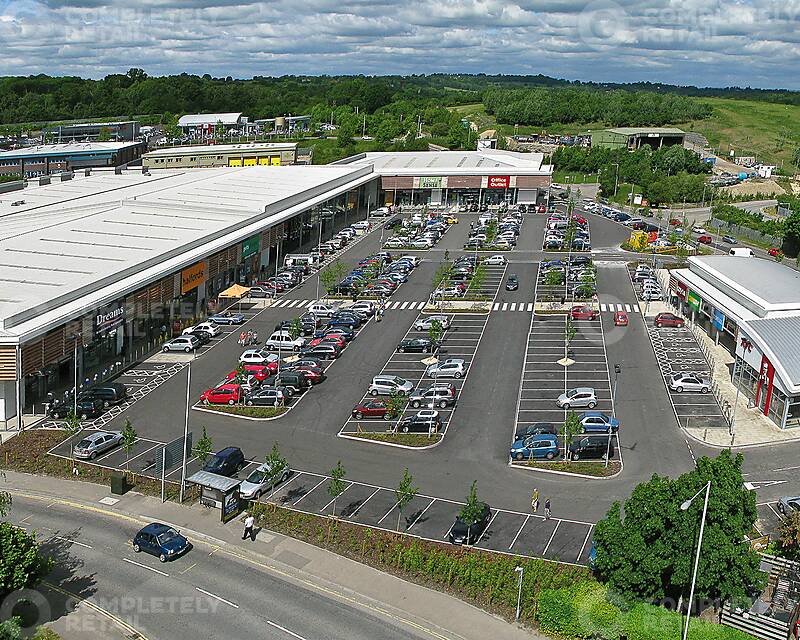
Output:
[
  {"xmin": 569, "ymin": 435, "xmax": 614, "ymax": 461},
  {"xmin": 329, "ymin": 283, "xmax": 356, "ymax": 296},
  {"xmin": 284, "ymin": 357, "xmax": 323, "ymax": 370},
  {"xmin": 49, "ymin": 396, "xmax": 104, "ymax": 420},
  {"xmin": 202, "ymin": 447, "xmax": 245, "ymax": 477},
  {"xmin": 314, "ymin": 327, "xmax": 355, "ymax": 341},
  {"xmin": 505, "ymin": 274, "xmax": 519, "ymax": 291},
  {"xmin": 385, "ymin": 218, "xmax": 404, "ymax": 229},
  {"xmin": 263, "ymin": 371, "xmax": 311, "ymax": 396},
  {"xmin": 275, "ymin": 318, "xmax": 316, "ymax": 336},
  {"xmin": 569, "ymin": 256, "xmax": 592, "ymax": 267},
  {"xmin": 301, "ymin": 344, "xmax": 342, "ymax": 360},
  {"xmin": 449, "ymin": 503, "xmax": 491, "ymax": 545},
  {"xmin": 464, "ymin": 239, "xmax": 484, "ymax": 249},
  {"xmin": 514, "ymin": 422, "xmax": 557, "ymax": 440},
  {"xmin": 79, "ymin": 382, "xmax": 128, "ymax": 408},
  {"xmin": 397, "ymin": 414, "xmax": 441, "ymax": 433},
  {"xmin": 397, "ymin": 338, "xmax": 435, "ymax": 353},
  {"xmin": 244, "ymin": 386, "xmax": 288, "ymax": 407},
  {"xmin": 183, "ymin": 328, "xmax": 213, "ymax": 345}
]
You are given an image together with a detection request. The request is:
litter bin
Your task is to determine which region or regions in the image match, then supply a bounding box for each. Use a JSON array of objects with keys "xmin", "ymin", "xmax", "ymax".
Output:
[{"xmin": 110, "ymin": 472, "xmax": 128, "ymax": 495}]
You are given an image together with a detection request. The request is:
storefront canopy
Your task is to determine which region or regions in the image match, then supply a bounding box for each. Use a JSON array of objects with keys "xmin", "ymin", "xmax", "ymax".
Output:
[{"xmin": 218, "ymin": 284, "xmax": 250, "ymax": 299}]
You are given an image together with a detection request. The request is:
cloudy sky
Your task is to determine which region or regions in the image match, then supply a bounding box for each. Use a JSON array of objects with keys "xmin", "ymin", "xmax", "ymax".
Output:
[{"xmin": 1, "ymin": 0, "xmax": 799, "ymax": 88}]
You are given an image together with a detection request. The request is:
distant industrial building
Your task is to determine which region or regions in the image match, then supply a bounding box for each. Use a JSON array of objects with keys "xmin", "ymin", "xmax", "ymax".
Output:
[
  {"xmin": 255, "ymin": 115, "xmax": 311, "ymax": 134},
  {"xmin": 0, "ymin": 142, "xmax": 145, "ymax": 177},
  {"xmin": 591, "ymin": 127, "xmax": 686, "ymax": 150},
  {"xmin": 45, "ymin": 121, "xmax": 140, "ymax": 142},
  {"xmin": 178, "ymin": 112, "xmax": 251, "ymax": 138},
  {"xmin": 142, "ymin": 142, "xmax": 305, "ymax": 170}
]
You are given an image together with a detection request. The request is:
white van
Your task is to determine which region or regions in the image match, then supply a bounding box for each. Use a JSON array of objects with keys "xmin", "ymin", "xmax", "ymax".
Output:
[
  {"xmin": 729, "ymin": 248, "xmax": 755, "ymax": 257},
  {"xmin": 284, "ymin": 254, "xmax": 315, "ymax": 268},
  {"xmin": 264, "ymin": 331, "xmax": 306, "ymax": 352}
]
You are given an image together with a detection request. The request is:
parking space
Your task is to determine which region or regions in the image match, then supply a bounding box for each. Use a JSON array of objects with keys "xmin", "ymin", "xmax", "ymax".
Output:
[{"xmin": 647, "ymin": 323, "xmax": 728, "ymax": 429}]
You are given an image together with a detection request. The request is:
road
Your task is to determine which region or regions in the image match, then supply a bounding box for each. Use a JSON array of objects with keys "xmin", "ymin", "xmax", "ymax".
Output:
[{"xmin": 6, "ymin": 494, "xmax": 482, "ymax": 640}]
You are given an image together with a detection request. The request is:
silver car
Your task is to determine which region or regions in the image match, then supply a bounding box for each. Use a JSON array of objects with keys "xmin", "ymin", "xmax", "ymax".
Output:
[
  {"xmin": 73, "ymin": 430, "xmax": 123, "ymax": 460},
  {"xmin": 414, "ymin": 315, "xmax": 451, "ymax": 331},
  {"xmin": 778, "ymin": 496, "xmax": 800, "ymax": 515},
  {"xmin": 425, "ymin": 358, "xmax": 466, "ymax": 379},
  {"xmin": 668, "ymin": 373, "xmax": 711, "ymax": 393},
  {"xmin": 162, "ymin": 335, "xmax": 200, "ymax": 353},
  {"xmin": 239, "ymin": 461, "xmax": 291, "ymax": 500},
  {"xmin": 556, "ymin": 387, "xmax": 597, "ymax": 409}
]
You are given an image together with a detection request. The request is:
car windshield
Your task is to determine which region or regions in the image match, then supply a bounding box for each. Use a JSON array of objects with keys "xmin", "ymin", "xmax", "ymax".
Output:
[
  {"xmin": 391, "ymin": 377, "xmax": 406, "ymax": 385},
  {"xmin": 246, "ymin": 470, "xmax": 268, "ymax": 484},
  {"xmin": 156, "ymin": 528, "xmax": 180, "ymax": 545},
  {"xmin": 567, "ymin": 389, "xmax": 580, "ymax": 398},
  {"xmin": 76, "ymin": 438, "xmax": 93, "ymax": 448}
]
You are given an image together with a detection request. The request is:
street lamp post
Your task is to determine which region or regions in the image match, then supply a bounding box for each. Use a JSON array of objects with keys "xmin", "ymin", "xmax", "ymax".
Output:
[
  {"xmin": 315, "ymin": 213, "xmax": 323, "ymax": 301},
  {"xmin": 680, "ymin": 480, "xmax": 712, "ymax": 640},
  {"xmin": 514, "ymin": 565, "xmax": 524, "ymax": 621},
  {"xmin": 607, "ymin": 364, "xmax": 621, "ymax": 467},
  {"xmin": 178, "ymin": 359, "xmax": 192, "ymax": 502},
  {"xmin": 612, "ymin": 163, "xmax": 620, "ymax": 197}
]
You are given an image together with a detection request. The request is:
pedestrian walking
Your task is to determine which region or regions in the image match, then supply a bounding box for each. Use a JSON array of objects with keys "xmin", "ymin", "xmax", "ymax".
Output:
[
  {"xmin": 246, "ymin": 330, "xmax": 253, "ymax": 346},
  {"xmin": 544, "ymin": 498, "xmax": 551, "ymax": 520},
  {"xmin": 531, "ymin": 488, "xmax": 540, "ymax": 513},
  {"xmin": 242, "ymin": 513, "xmax": 255, "ymax": 540},
  {"xmin": 238, "ymin": 331, "xmax": 245, "ymax": 346},
  {"xmin": 252, "ymin": 331, "xmax": 258, "ymax": 345}
]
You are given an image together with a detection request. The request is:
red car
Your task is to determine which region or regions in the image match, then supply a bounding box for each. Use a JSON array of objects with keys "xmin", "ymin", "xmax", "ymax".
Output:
[
  {"xmin": 654, "ymin": 313, "xmax": 685, "ymax": 328},
  {"xmin": 226, "ymin": 363, "xmax": 278, "ymax": 383},
  {"xmin": 537, "ymin": 205, "xmax": 546, "ymax": 213},
  {"xmin": 669, "ymin": 219, "xmax": 682, "ymax": 226},
  {"xmin": 352, "ymin": 399, "xmax": 390, "ymax": 420},
  {"xmin": 309, "ymin": 335, "xmax": 346, "ymax": 349},
  {"xmin": 292, "ymin": 366, "xmax": 326, "ymax": 384},
  {"xmin": 768, "ymin": 247, "xmax": 782, "ymax": 257},
  {"xmin": 570, "ymin": 306, "xmax": 598, "ymax": 320},
  {"xmin": 200, "ymin": 384, "xmax": 242, "ymax": 405},
  {"xmin": 572, "ymin": 215, "xmax": 587, "ymax": 225},
  {"xmin": 613, "ymin": 311, "xmax": 628, "ymax": 326},
  {"xmin": 697, "ymin": 235, "xmax": 713, "ymax": 245}
]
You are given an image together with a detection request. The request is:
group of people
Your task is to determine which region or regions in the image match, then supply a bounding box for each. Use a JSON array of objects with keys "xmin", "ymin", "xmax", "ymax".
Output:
[
  {"xmin": 530, "ymin": 488, "xmax": 551, "ymax": 519},
  {"xmin": 238, "ymin": 330, "xmax": 258, "ymax": 346}
]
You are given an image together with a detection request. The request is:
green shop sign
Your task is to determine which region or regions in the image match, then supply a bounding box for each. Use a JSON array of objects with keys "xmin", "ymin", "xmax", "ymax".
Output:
[
  {"xmin": 419, "ymin": 176, "xmax": 443, "ymax": 189},
  {"xmin": 687, "ymin": 290, "xmax": 701, "ymax": 310},
  {"xmin": 242, "ymin": 235, "xmax": 260, "ymax": 260}
]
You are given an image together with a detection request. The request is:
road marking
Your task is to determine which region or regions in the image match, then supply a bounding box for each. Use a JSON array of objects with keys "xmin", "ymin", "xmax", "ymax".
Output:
[
  {"xmin": 509, "ymin": 514, "xmax": 530, "ymax": 550},
  {"xmin": 320, "ymin": 482, "xmax": 353, "ymax": 514},
  {"xmin": 578, "ymin": 525, "xmax": 593, "ymax": 563},
  {"xmin": 179, "ymin": 562, "xmax": 197, "ymax": 574},
  {"xmin": 502, "ymin": 303, "xmax": 508, "ymax": 311},
  {"xmin": 510, "ymin": 303, "xmax": 517, "ymax": 311},
  {"xmin": 476, "ymin": 510, "xmax": 499, "ymax": 546},
  {"xmin": 378, "ymin": 500, "xmax": 401, "ymax": 525},
  {"xmin": 600, "ymin": 303, "xmax": 607, "ymax": 311},
  {"xmin": 493, "ymin": 303, "xmax": 499, "ymax": 311},
  {"xmin": 196, "ymin": 586, "xmax": 239, "ymax": 609},
  {"xmin": 624, "ymin": 304, "xmax": 632, "ymax": 312},
  {"xmin": 347, "ymin": 487, "xmax": 381, "ymax": 519},
  {"xmin": 527, "ymin": 303, "xmax": 534, "ymax": 311},
  {"xmin": 767, "ymin": 503, "xmax": 782, "ymax": 519},
  {"xmin": 543, "ymin": 520, "xmax": 561, "ymax": 556},
  {"xmin": 399, "ymin": 301, "xmax": 409, "ymax": 309},
  {"xmin": 53, "ymin": 535, "xmax": 92, "ymax": 549},
  {"xmin": 744, "ymin": 480, "xmax": 788, "ymax": 490},
  {"xmin": 407, "ymin": 499, "xmax": 436, "ymax": 530},
  {"xmin": 265, "ymin": 619, "xmax": 308, "ymax": 640},
  {"xmin": 123, "ymin": 558, "xmax": 169, "ymax": 577},
  {"xmin": 293, "ymin": 478, "xmax": 327, "ymax": 506}
]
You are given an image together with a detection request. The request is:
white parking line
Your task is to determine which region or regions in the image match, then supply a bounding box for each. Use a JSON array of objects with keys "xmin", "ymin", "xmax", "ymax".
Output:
[
  {"xmin": 265, "ymin": 620, "xmax": 308, "ymax": 640},
  {"xmin": 196, "ymin": 587, "xmax": 239, "ymax": 609},
  {"xmin": 123, "ymin": 558, "xmax": 169, "ymax": 577},
  {"xmin": 508, "ymin": 515, "xmax": 530, "ymax": 550},
  {"xmin": 53, "ymin": 535, "xmax": 92, "ymax": 549},
  {"xmin": 407, "ymin": 498, "xmax": 436, "ymax": 530},
  {"xmin": 293, "ymin": 478, "xmax": 327, "ymax": 506},
  {"xmin": 476, "ymin": 509, "xmax": 499, "ymax": 545},
  {"xmin": 347, "ymin": 487, "xmax": 381, "ymax": 519},
  {"xmin": 543, "ymin": 520, "xmax": 561, "ymax": 556},
  {"xmin": 578, "ymin": 525, "xmax": 593, "ymax": 562},
  {"xmin": 377, "ymin": 500, "xmax": 401, "ymax": 525},
  {"xmin": 320, "ymin": 482, "xmax": 353, "ymax": 514}
]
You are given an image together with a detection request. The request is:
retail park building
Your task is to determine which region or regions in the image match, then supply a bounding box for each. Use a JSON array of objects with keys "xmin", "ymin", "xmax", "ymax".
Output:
[
  {"xmin": 670, "ymin": 256, "xmax": 800, "ymax": 430},
  {"xmin": 0, "ymin": 149, "xmax": 551, "ymax": 425}
]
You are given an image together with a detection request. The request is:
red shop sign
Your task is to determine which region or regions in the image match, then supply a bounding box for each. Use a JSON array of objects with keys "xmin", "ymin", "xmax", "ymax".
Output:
[{"xmin": 488, "ymin": 175, "xmax": 510, "ymax": 188}]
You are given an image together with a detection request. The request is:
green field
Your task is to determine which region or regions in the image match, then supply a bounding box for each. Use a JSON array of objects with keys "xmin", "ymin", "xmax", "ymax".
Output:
[{"xmin": 452, "ymin": 97, "xmax": 800, "ymax": 168}]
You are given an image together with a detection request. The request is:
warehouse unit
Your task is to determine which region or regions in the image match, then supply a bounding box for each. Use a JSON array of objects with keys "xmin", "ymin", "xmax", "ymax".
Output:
[
  {"xmin": 142, "ymin": 142, "xmax": 299, "ymax": 169},
  {"xmin": 0, "ymin": 142, "xmax": 145, "ymax": 177}
]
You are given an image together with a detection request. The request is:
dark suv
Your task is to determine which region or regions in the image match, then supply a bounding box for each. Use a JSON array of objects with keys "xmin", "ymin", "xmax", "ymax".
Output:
[
  {"xmin": 80, "ymin": 382, "xmax": 128, "ymax": 408},
  {"xmin": 449, "ymin": 502, "xmax": 491, "ymax": 545},
  {"xmin": 569, "ymin": 436, "xmax": 614, "ymax": 461},
  {"xmin": 49, "ymin": 396, "xmax": 104, "ymax": 420},
  {"xmin": 263, "ymin": 371, "xmax": 311, "ymax": 396},
  {"xmin": 202, "ymin": 447, "xmax": 246, "ymax": 477}
]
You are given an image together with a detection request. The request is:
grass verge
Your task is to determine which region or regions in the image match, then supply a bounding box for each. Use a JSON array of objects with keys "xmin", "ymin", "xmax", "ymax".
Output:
[
  {"xmin": 199, "ymin": 405, "xmax": 288, "ymax": 419},
  {"xmin": 520, "ymin": 460, "xmax": 622, "ymax": 477},
  {"xmin": 344, "ymin": 432, "xmax": 443, "ymax": 447}
]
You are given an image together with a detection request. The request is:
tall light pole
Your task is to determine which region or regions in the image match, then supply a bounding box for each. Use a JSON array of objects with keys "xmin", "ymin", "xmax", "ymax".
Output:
[
  {"xmin": 514, "ymin": 565, "xmax": 524, "ymax": 621},
  {"xmin": 315, "ymin": 213, "xmax": 323, "ymax": 301},
  {"xmin": 607, "ymin": 363, "xmax": 621, "ymax": 467},
  {"xmin": 178, "ymin": 359, "xmax": 192, "ymax": 503},
  {"xmin": 70, "ymin": 333, "xmax": 81, "ymax": 418},
  {"xmin": 680, "ymin": 480, "xmax": 712, "ymax": 640},
  {"xmin": 612, "ymin": 162, "xmax": 620, "ymax": 198}
]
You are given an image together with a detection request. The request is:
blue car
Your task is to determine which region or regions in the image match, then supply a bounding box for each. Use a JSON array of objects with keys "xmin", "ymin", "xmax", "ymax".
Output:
[
  {"xmin": 133, "ymin": 523, "xmax": 190, "ymax": 562},
  {"xmin": 579, "ymin": 411, "xmax": 620, "ymax": 433},
  {"xmin": 208, "ymin": 311, "xmax": 245, "ymax": 325},
  {"xmin": 509, "ymin": 434, "xmax": 559, "ymax": 461}
]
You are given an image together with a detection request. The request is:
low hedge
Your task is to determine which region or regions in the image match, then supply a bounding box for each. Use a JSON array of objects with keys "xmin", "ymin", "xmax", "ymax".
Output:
[
  {"xmin": 345, "ymin": 432, "xmax": 443, "ymax": 447},
  {"xmin": 536, "ymin": 583, "xmax": 755, "ymax": 640},
  {"xmin": 200, "ymin": 405, "xmax": 288, "ymax": 418},
  {"xmin": 520, "ymin": 460, "xmax": 622, "ymax": 477}
]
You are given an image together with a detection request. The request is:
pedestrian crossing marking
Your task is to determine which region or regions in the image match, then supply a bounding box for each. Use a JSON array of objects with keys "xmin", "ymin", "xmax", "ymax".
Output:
[
  {"xmin": 493, "ymin": 303, "xmax": 500, "ymax": 311},
  {"xmin": 401, "ymin": 301, "xmax": 409, "ymax": 309},
  {"xmin": 510, "ymin": 303, "xmax": 517, "ymax": 311},
  {"xmin": 502, "ymin": 303, "xmax": 509, "ymax": 311},
  {"xmin": 600, "ymin": 303, "xmax": 607, "ymax": 312}
]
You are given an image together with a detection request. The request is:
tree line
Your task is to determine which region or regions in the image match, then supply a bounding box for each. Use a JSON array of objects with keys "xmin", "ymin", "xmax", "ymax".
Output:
[{"xmin": 483, "ymin": 86, "xmax": 712, "ymax": 127}]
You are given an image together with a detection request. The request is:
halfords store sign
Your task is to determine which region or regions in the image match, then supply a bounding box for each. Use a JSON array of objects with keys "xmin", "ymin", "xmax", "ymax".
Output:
[{"xmin": 181, "ymin": 262, "xmax": 206, "ymax": 295}]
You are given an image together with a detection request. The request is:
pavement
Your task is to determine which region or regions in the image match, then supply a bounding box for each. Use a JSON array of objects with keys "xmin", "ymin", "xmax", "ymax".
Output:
[{"xmin": 2, "ymin": 469, "xmax": 540, "ymax": 640}]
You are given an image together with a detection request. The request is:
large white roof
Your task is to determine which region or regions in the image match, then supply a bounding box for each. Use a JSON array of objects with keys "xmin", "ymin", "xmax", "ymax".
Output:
[
  {"xmin": 0, "ymin": 142, "xmax": 140, "ymax": 159},
  {"xmin": 0, "ymin": 165, "xmax": 371, "ymax": 339},
  {"xmin": 344, "ymin": 150, "xmax": 551, "ymax": 175},
  {"xmin": 144, "ymin": 142, "xmax": 296, "ymax": 158},
  {"xmin": 178, "ymin": 113, "xmax": 243, "ymax": 127}
]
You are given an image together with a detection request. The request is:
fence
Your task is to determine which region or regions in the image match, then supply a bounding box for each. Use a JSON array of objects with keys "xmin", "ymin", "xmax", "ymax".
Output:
[{"xmin": 708, "ymin": 218, "xmax": 782, "ymax": 247}]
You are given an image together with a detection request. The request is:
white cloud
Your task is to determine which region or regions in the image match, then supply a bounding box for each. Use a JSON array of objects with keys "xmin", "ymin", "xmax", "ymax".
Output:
[{"xmin": 0, "ymin": 0, "xmax": 797, "ymax": 87}]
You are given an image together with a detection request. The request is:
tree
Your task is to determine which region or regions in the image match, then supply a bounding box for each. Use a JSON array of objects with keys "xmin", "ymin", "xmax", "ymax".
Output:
[
  {"xmin": 778, "ymin": 511, "xmax": 800, "ymax": 560},
  {"xmin": 593, "ymin": 450, "xmax": 764, "ymax": 609},
  {"xmin": 288, "ymin": 318, "xmax": 302, "ymax": 342},
  {"xmin": 563, "ymin": 411, "xmax": 582, "ymax": 460},
  {"xmin": 427, "ymin": 319, "xmax": 443, "ymax": 355},
  {"xmin": 0, "ymin": 522, "xmax": 53, "ymax": 599},
  {"xmin": 121, "ymin": 419, "xmax": 137, "ymax": 475},
  {"xmin": 231, "ymin": 361, "xmax": 248, "ymax": 384},
  {"xmin": 469, "ymin": 264, "xmax": 486, "ymax": 295},
  {"xmin": 544, "ymin": 270, "xmax": 563, "ymax": 287},
  {"xmin": 63, "ymin": 411, "xmax": 82, "ymax": 473},
  {"xmin": 792, "ymin": 147, "xmax": 800, "ymax": 169},
  {"xmin": 327, "ymin": 461, "xmax": 347, "ymax": 517},
  {"xmin": 0, "ymin": 619, "xmax": 23, "ymax": 639},
  {"xmin": 386, "ymin": 389, "xmax": 407, "ymax": 419},
  {"xmin": 784, "ymin": 211, "xmax": 800, "ymax": 257},
  {"xmin": 564, "ymin": 318, "xmax": 577, "ymax": 361},
  {"xmin": 394, "ymin": 468, "xmax": 418, "ymax": 531},
  {"xmin": 0, "ymin": 473, "xmax": 9, "ymax": 518},
  {"xmin": 195, "ymin": 427, "xmax": 213, "ymax": 464},
  {"xmin": 459, "ymin": 481, "xmax": 484, "ymax": 545},
  {"xmin": 264, "ymin": 442, "xmax": 288, "ymax": 482}
]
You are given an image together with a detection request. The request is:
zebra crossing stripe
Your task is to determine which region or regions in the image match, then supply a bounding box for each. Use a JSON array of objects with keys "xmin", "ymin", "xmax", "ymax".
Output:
[
  {"xmin": 300, "ymin": 300, "xmax": 310, "ymax": 307},
  {"xmin": 527, "ymin": 303, "xmax": 534, "ymax": 312},
  {"xmin": 519, "ymin": 305, "xmax": 527, "ymax": 312},
  {"xmin": 400, "ymin": 301, "xmax": 409, "ymax": 309},
  {"xmin": 493, "ymin": 303, "xmax": 500, "ymax": 311},
  {"xmin": 501, "ymin": 303, "xmax": 508, "ymax": 311},
  {"xmin": 625, "ymin": 304, "xmax": 632, "ymax": 312},
  {"xmin": 510, "ymin": 303, "xmax": 516, "ymax": 311},
  {"xmin": 273, "ymin": 300, "xmax": 288, "ymax": 307},
  {"xmin": 600, "ymin": 303, "xmax": 607, "ymax": 312},
  {"xmin": 417, "ymin": 302, "xmax": 427, "ymax": 309}
]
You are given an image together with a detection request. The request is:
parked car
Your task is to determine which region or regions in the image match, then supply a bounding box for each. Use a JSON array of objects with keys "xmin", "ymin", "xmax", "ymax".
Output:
[
  {"xmin": 200, "ymin": 384, "xmax": 243, "ymax": 405},
  {"xmin": 239, "ymin": 460, "xmax": 291, "ymax": 500},
  {"xmin": 425, "ymin": 358, "xmax": 465, "ymax": 379},
  {"xmin": 264, "ymin": 331, "xmax": 306, "ymax": 352},
  {"xmin": 413, "ymin": 315, "xmax": 451, "ymax": 331},
  {"xmin": 133, "ymin": 523, "xmax": 190, "ymax": 563},
  {"xmin": 570, "ymin": 436, "xmax": 614, "ymax": 461},
  {"xmin": 202, "ymin": 447, "xmax": 245, "ymax": 477},
  {"xmin": 570, "ymin": 306, "xmax": 598, "ymax": 321},
  {"xmin": 514, "ymin": 422, "xmax": 557, "ymax": 440},
  {"xmin": 654, "ymin": 313, "xmax": 685, "ymax": 328},
  {"xmin": 182, "ymin": 321, "xmax": 221, "ymax": 337},
  {"xmin": 239, "ymin": 349, "xmax": 280, "ymax": 365},
  {"xmin": 308, "ymin": 302, "xmax": 338, "ymax": 318},
  {"xmin": 509, "ymin": 435, "xmax": 559, "ymax": 461},
  {"xmin": 778, "ymin": 496, "xmax": 800, "ymax": 515},
  {"xmin": 483, "ymin": 254, "xmax": 507, "ymax": 266},
  {"xmin": 697, "ymin": 235, "xmax": 713, "ymax": 245},
  {"xmin": 579, "ymin": 411, "xmax": 620, "ymax": 433},
  {"xmin": 369, "ymin": 375, "xmax": 413, "ymax": 396},
  {"xmin": 79, "ymin": 383, "xmax": 127, "ymax": 408},
  {"xmin": 244, "ymin": 387, "xmax": 287, "ymax": 407},
  {"xmin": 397, "ymin": 337, "xmax": 436, "ymax": 353},
  {"xmin": 613, "ymin": 311, "xmax": 628, "ymax": 327},
  {"xmin": 162, "ymin": 336, "xmax": 200, "ymax": 353},
  {"xmin": 208, "ymin": 311, "xmax": 245, "ymax": 325},
  {"xmin": 182, "ymin": 328, "xmax": 212, "ymax": 345},
  {"xmin": 397, "ymin": 413, "xmax": 442, "ymax": 433},
  {"xmin": 352, "ymin": 399, "xmax": 391, "ymax": 420},
  {"xmin": 722, "ymin": 235, "xmax": 737, "ymax": 244},
  {"xmin": 300, "ymin": 343, "xmax": 342, "ymax": 360},
  {"xmin": 49, "ymin": 396, "xmax": 104, "ymax": 420},
  {"xmin": 73, "ymin": 430, "xmax": 123, "ymax": 460},
  {"xmin": 768, "ymin": 247, "xmax": 782, "ymax": 257},
  {"xmin": 448, "ymin": 502, "xmax": 491, "ymax": 545},
  {"xmin": 556, "ymin": 387, "xmax": 597, "ymax": 409},
  {"xmin": 409, "ymin": 383, "xmax": 457, "ymax": 409},
  {"xmin": 505, "ymin": 274, "xmax": 519, "ymax": 291},
  {"xmin": 668, "ymin": 373, "xmax": 711, "ymax": 393},
  {"xmin": 248, "ymin": 285, "xmax": 275, "ymax": 298}
]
